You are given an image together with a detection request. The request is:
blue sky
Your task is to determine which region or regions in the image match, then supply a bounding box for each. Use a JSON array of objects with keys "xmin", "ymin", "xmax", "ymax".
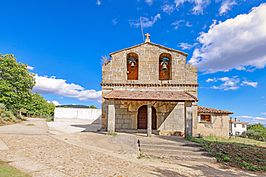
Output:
[{"xmin": 0, "ymin": 0, "xmax": 266, "ymax": 125}]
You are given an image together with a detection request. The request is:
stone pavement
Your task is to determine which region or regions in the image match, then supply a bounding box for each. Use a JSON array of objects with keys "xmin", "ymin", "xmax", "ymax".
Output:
[{"xmin": 0, "ymin": 118, "xmax": 265, "ymax": 177}]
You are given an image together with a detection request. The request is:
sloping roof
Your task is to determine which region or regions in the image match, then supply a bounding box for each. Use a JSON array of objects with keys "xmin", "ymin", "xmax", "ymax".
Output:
[
  {"xmin": 198, "ymin": 106, "xmax": 233, "ymax": 114},
  {"xmin": 229, "ymin": 120, "xmax": 248, "ymax": 124},
  {"xmin": 104, "ymin": 90, "xmax": 197, "ymax": 101},
  {"xmin": 110, "ymin": 42, "xmax": 188, "ymax": 56}
]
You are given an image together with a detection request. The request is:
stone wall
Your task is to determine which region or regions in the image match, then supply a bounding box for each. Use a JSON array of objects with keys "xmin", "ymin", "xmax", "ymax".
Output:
[
  {"xmin": 193, "ymin": 113, "xmax": 229, "ymax": 138},
  {"xmin": 54, "ymin": 107, "xmax": 102, "ymax": 124},
  {"xmin": 103, "ymin": 99, "xmax": 187, "ymax": 135},
  {"xmin": 102, "ymin": 42, "xmax": 198, "ymax": 97},
  {"xmin": 101, "ymin": 41, "xmax": 198, "ymax": 135}
]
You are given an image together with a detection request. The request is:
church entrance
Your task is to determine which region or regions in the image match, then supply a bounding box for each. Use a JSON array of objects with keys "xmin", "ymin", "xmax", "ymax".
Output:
[{"xmin": 137, "ymin": 105, "xmax": 157, "ymax": 129}]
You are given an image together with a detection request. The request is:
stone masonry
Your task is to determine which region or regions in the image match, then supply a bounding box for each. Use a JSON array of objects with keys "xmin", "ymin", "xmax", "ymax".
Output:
[{"xmin": 101, "ymin": 34, "xmax": 232, "ymax": 138}]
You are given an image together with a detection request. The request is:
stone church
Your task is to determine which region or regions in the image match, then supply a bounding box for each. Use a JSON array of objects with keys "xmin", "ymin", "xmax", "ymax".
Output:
[{"xmin": 101, "ymin": 34, "xmax": 232, "ymax": 138}]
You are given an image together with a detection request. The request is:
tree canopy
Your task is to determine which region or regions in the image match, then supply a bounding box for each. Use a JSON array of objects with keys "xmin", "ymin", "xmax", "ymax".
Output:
[
  {"xmin": 0, "ymin": 54, "xmax": 35, "ymax": 112},
  {"xmin": 0, "ymin": 54, "xmax": 55, "ymax": 118}
]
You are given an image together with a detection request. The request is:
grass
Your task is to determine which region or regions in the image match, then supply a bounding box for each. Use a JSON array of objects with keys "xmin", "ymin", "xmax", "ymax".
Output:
[
  {"xmin": 45, "ymin": 117, "xmax": 54, "ymax": 122},
  {"xmin": 204, "ymin": 136, "xmax": 266, "ymax": 147},
  {"xmin": 26, "ymin": 123, "xmax": 35, "ymax": 126},
  {"xmin": 0, "ymin": 161, "xmax": 30, "ymax": 177},
  {"xmin": 106, "ymin": 132, "xmax": 117, "ymax": 136},
  {"xmin": 187, "ymin": 136, "xmax": 266, "ymax": 172}
]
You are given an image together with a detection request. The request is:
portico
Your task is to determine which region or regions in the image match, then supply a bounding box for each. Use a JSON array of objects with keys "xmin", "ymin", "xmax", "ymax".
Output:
[{"xmin": 104, "ymin": 90, "xmax": 197, "ymax": 136}]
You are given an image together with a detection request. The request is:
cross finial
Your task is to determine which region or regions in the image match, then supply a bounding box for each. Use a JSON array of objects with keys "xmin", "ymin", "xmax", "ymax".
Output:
[{"xmin": 145, "ymin": 33, "xmax": 151, "ymax": 43}]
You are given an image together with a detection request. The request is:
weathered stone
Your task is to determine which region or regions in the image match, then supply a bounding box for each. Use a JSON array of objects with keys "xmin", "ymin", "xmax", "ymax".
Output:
[{"xmin": 102, "ymin": 36, "xmax": 231, "ymax": 138}]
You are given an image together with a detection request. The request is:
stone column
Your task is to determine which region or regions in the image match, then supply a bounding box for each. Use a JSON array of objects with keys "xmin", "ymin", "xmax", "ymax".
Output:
[
  {"xmin": 177, "ymin": 102, "xmax": 185, "ymax": 136},
  {"xmin": 192, "ymin": 102, "xmax": 198, "ymax": 137},
  {"xmin": 107, "ymin": 99, "xmax": 115, "ymax": 133},
  {"xmin": 185, "ymin": 102, "xmax": 193, "ymax": 137},
  {"xmin": 147, "ymin": 104, "xmax": 152, "ymax": 137}
]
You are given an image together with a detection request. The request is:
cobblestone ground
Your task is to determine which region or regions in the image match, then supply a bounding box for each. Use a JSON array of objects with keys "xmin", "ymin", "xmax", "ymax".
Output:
[{"xmin": 0, "ymin": 119, "xmax": 264, "ymax": 177}]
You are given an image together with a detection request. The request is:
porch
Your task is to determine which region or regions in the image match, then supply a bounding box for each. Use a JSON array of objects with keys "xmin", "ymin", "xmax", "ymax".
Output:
[{"xmin": 103, "ymin": 90, "xmax": 198, "ymax": 137}]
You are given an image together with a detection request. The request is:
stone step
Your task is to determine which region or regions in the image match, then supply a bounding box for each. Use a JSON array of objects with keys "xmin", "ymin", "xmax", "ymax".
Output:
[
  {"xmin": 146, "ymin": 154, "xmax": 216, "ymax": 163},
  {"xmin": 143, "ymin": 152, "xmax": 216, "ymax": 163},
  {"xmin": 140, "ymin": 142, "xmax": 202, "ymax": 150},
  {"xmin": 140, "ymin": 144, "xmax": 204, "ymax": 152},
  {"xmin": 141, "ymin": 148, "xmax": 209, "ymax": 156},
  {"xmin": 140, "ymin": 140, "xmax": 201, "ymax": 147}
]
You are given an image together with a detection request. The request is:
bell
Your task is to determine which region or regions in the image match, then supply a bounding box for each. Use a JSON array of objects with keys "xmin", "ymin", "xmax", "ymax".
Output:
[
  {"xmin": 131, "ymin": 62, "xmax": 135, "ymax": 67},
  {"xmin": 162, "ymin": 63, "xmax": 168, "ymax": 70}
]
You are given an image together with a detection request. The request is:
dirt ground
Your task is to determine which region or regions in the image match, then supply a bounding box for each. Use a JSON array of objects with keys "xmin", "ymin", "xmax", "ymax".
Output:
[{"xmin": 0, "ymin": 119, "xmax": 265, "ymax": 177}]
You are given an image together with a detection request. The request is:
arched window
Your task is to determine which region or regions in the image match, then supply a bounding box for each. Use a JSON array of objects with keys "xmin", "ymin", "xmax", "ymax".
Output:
[
  {"xmin": 127, "ymin": 53, "xmax": 138, "ymax": 80},
  {"xmin": 159, "ymin": 53, "xmax": 171, "ymax": 80}
]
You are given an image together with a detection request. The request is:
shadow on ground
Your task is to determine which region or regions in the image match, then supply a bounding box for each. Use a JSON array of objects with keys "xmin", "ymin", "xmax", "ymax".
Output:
[{"xmin": 153, "ymin": 164, "xmax": 261, "ymax": 177}]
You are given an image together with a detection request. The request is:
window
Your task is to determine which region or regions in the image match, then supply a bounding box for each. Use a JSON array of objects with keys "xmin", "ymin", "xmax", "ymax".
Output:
[
  {"xmin": 200, "ymin": 114, "xmax": 211, "ymax": 122},
  {"xmin": 127, "ymin": 53, "xmax": 138, "ymax": 80},
  {"xmin": 242, "ymin": 124, "xmax": 245, "ymax": 128},
  {"xmin": 159, "ymin": 53, "xmax": 171, "ymax": 80},
  {"xmin": 234, "ymin": 124, "xmax": 236, "ymax": 128}
]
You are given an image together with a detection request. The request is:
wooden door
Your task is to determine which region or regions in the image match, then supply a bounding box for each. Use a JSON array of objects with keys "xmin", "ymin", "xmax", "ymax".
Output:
[
  {"xmin": 152, "ymin": 107, "xmax": 157, "ymax": 130},
  {"xmin": 138, "ymin": 106, "xmax": 147, "ymax": 129},
  {"xmin": 137, "ymin": 106, "xmax": 157, "ymax": 130}
]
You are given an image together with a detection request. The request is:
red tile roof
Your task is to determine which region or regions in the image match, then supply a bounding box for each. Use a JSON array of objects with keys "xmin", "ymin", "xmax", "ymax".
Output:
[
  {"xmin": 229, "ymin": 119, "xmax": 248, "ymax": 124},
  {"xmin": 104, "ymin": 90, "xmax": 197, "ymax": 101},
  {"xmin": 198, "ymin": 106, "xmax": 233, "ymax": 114}
]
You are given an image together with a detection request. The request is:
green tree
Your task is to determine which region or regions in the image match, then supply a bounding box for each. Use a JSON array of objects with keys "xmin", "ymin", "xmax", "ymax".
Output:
[
  {"xmin": 0, "ymin": 54, "xmax": 35, "ymax": 112},
  {"xmin": 24, "ymin": 93, "xmax": 55, "ymax": 118},
  {"xmin": 247, "ymin": 123, "xmax": 266, "ymax": 142}
]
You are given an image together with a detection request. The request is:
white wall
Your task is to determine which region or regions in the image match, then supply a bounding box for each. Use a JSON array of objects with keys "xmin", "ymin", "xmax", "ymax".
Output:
[
  {"xmin": 230, "ymin": 123, "xmax": 247, "ymax": 136},
  {"xmin": 54, "ymin": 108, "xmax": 102, "ymax": 124}
]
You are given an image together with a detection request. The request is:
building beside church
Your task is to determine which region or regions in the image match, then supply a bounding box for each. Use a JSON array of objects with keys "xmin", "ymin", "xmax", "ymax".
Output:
[
  {"xmin": 229, "ymin": 118, "xmax": 248, "ymax": 136},
  {"xmin": 101, "ymin": 34, "xmax": 232, "ymax": 138}
]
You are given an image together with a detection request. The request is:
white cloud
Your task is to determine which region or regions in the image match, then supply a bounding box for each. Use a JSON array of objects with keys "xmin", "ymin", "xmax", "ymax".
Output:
[
  {"xmin": 219, "ymin": 0, "xmax": 237, "ymax": 15},
  {"xmin": 175, "ymin": 0, "xmax": 210, "ymax": 14},
  {"xmin": 27, "ymin": 66, "xmax": 34, "ymax": 71},
  {"xmin": 145, "ymin": 0, "xmax": 154, "ymax": 6},
  {"xmin": 112, "ymin": 18, "xmax": 118, "ymax": 26},
  {"xmin": 236, "ymin": 115, "xmax": 253, "ymax": 119},
  {"xmin": 96, "ymin": 0, "xmax": 101, "ymax": 6},
  {"xmin": 33, "ymin": 75, "xmax": 101, "ymax": 101},
  {"xmin": 255, "ymin": 117, "xmax": 266, "ymax": 121},
  {"xmin": 185, "ymin": 21, "xmax": 193, "ymax": 27},
  {"xmin": 190, "ymin": 4, "xmax": 266, "ymax": 73},
  {"xmin": 172, "ymin": 20, "xmax": 193, "ymax": 30},
  {"xmin": 192, "ymin": 0, "xmax": 210, "ymax": 14},
  {"xmin": 212, "ymin": 76, "xmax": 240, "ymax": 90},
  {"xmin": 48, "ymin": 100, "xmax": 60, "ymax": 106},
  {"xmin": 130, "ymin": 14, "xmax": 161, "ymax": 28},
  {"xmin": 236, "ymin": 115, "xmax": 266, "ymax": 124},
  {"xmin": 241, "ymin": 81, "xmax": 258, "ymax": 88},
  {"xmin": 175, "ymin": 0, "xmax": 186, "ymax": 7},
  {"xmin": 262, "ymin": 112, "xmax": 266, "ymax": 116},
  {"xmin": 172, "ymin": 20, "xmax": 185, "ymax": 30},
  {"xmin": 206, "ymin": 78, "xmax": 216, "ymax": 82},
  {"xmin": 162, "ymin": 4, "xmax": 175, "ymax": 14},
  {"xmin": 179, "ymin": 42, "xmax": 197, "ymax": 50},
  {"xmin": 207, "ymin": 76, "xmax": 258, "ymax": 90}
]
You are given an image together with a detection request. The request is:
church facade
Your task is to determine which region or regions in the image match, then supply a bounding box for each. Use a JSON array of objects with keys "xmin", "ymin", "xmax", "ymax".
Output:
[{"xmin": 101, "ymin": 34, "xmax": 232, "ymax": 138}]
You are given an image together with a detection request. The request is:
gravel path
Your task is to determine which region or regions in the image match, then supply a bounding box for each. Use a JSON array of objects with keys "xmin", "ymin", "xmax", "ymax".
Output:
[{"xmin": 0, "ymin": 119, "xmax": 264, "ymax": 177}]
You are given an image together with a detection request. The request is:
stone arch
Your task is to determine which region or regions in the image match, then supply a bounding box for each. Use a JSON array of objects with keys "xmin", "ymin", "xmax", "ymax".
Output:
[
  {"xmin": 127, "ymin": 52, "xmax": 138, "ymax": 80},
  {"xmin": 159, "ymin": 53, "xmax": 172, "ymax": 80},
  {"xmin": 137, "ymin": 105, "xmax": 157, "ymax": 129}
]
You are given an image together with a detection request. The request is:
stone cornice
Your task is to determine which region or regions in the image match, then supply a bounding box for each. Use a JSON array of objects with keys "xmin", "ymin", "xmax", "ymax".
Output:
[{"xmin": 101, "ymin": 82, "xmax": 198, "ymax": 87}]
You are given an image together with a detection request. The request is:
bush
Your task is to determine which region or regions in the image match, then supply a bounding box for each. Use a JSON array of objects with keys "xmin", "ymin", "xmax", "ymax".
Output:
[
  {"xmin": 0, "ymin": 104, "xmax": 17, "ymax": 124},
  {"xmin": 246, "ymin": 124, "xmax": 266, "ymax": 142},
  {"xmin": 0, "ymin": 103, "xmax": 6, "ymax": 110}
]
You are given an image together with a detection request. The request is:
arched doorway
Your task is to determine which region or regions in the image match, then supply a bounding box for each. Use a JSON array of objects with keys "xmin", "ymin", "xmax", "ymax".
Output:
[{"xmin": 137, "ymin": 105, "xmax": 157, "ymax": 129}]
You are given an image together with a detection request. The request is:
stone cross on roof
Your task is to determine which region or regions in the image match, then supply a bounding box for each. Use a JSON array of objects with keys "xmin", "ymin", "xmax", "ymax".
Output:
[{"xmin": 145, "ymin": 33, "xmax": 151, "ymax": 43}]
